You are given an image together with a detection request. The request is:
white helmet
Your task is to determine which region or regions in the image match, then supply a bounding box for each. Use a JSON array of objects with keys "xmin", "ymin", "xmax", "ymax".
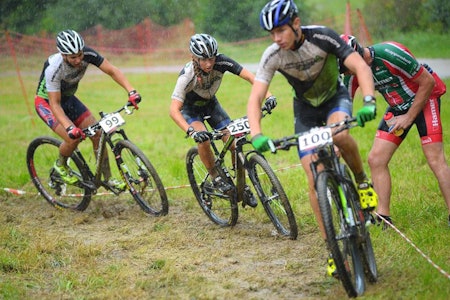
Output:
[
  {"xmin": 189, "ymin": 34, "xmax": 218, "ymax": 59},
  {"xmin": 56, "ymin": 29, "xmax": 85, "ymax": 54}
]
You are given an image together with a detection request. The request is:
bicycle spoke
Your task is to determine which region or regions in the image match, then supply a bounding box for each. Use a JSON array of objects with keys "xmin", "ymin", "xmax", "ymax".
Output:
[
  {"xmin": 116, "ymin": 140, "xmax": 168, "ymax": 216},
  {"xmin": 26, "ymin": 137, "xmax": 91, "ymax": 210},
  {"xmin": 249, "ymin": 154, "xmax": 297, "ymax": 239},
  {"xmin": 186, "ymin": 147, "xmax": 238, "ymax": 226}
]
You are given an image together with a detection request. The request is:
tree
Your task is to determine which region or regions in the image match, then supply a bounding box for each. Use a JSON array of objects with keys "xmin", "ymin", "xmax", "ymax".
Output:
[
  {"xmin": 361, "ymin": 0, "xmax": 438, "ymax": 37},
  {"xmin": 426, "ymin": 0, "xmax": 450, "ymax": 32},
  {"xmin": 0, "ymin": 0, "xmax": 56, "ymax": 33},
  {"xmin": 197, "ymin": 0, "xmax": 312, "ymax": 42}
]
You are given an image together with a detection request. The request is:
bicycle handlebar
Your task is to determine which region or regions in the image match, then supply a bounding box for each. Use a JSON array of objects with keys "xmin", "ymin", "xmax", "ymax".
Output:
[
  {"xmin": 270, "ymin": 117, "xmax": 358, "ymax": 153},
  {"xmin": 202, "ymin": 104, "xmax": 275, "ymax": 142},
  {"xmin": 82, "ymin": 104, "xmax": 137, "ymax": 137}
]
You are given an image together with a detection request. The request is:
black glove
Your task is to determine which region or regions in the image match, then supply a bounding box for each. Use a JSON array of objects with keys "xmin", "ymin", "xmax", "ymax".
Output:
[
  {"xmin": 262, "ymin": 96, "xmax": 277, "ymax": 114},
  {"xmin": 127, "ymin": 90, "xmax": 141, "ymax": 109},
  {"xmin": 191, "ymin": 131, "xmax": 210, "ymax": 143}
]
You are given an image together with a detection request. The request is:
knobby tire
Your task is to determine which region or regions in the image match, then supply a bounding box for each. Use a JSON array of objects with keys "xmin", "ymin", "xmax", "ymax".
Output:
[
  {"xmin": 186, "ymin": 146, "xmax": 238, "ymax": 227},
  {"xmin": 115, "ymin": 140, "xmax": 168, "ymax": 216},
  {"xmin": 26, "ymin": 136, "xmax": 91, "ymax": 211},
  {"xmin": 316, "ymin": 171, "xmax": 365, "ymax": 297},
  {"xmin": 340, "ymin": 164, "xmax": 378, "ymax": 283},
  {"xmin": 248, "ymin": 153, "xmax": 298, "ymax": 240}
]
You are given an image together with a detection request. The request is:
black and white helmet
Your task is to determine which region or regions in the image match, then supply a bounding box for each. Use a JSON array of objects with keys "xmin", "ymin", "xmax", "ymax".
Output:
[
  {"xmin": 340, "ymin": 34, "xmax": 364, "ymax": 57},
  {"xmin": 189, "ymin": 34, "xmax": 218, "ymax": 59},
  {"xmin": 260, "ymin": 0, "xmax": 298, "ymax": 31},
  {"xmin": 56, "ymin": 29, "xmax": 85, "ymax": 55}
]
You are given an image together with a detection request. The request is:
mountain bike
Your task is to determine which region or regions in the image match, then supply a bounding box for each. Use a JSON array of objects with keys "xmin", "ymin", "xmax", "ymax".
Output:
[
  {"xmin": 271, "ymin": 117, "xmax": 377, "ymax": 297},
  {"xmin": 26, "ymin": 103, "xmax": 169, "ymax": 216},
  {"xmin": 185, "ymin": 106, "xmax": 298, "ymax": 240}
]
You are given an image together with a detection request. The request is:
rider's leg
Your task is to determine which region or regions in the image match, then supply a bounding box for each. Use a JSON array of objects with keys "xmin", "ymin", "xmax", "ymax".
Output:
[
  {"xmin": 422, "ymin": 142, "xmax": 450, "ymax": 216},
  {"xmin": 300, "ymin": 153, "xmax": 326, "ymax": 239},
  {"xmin": 328, "ymin": 111, "xmax": 368, "ymax": 183},
  {"xmin": 368, "ymin": 138, "xmax": 397, "ymax": 217}
]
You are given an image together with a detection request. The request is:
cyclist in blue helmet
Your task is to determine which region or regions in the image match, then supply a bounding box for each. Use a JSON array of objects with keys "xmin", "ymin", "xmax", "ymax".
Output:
[{"xmin": 248, "ymin": 0, "xmax": 378, "ymax": 277}]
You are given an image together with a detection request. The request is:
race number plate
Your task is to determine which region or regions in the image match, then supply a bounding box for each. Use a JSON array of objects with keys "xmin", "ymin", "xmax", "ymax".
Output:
[
  {"xmin": 99, "ymin": 112, "xmax": 125, "ymax": 133},
  {"xmin": 298, "ymin": 127, "xmax": 333, "ymax": 152},
  {"xmin": 227, "ymin": 117, "xmax": 250, "ymax": 136}
]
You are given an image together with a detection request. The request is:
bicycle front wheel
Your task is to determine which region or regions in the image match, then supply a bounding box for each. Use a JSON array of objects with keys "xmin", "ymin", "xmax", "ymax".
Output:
[
  {"xmin": 316, "ymin": 171, "xmax": 365, "ymax": 297},
  {"xmin": 186, "ymin": 146, "xmax": 238, "ymax": 227},
  {"xmin": 115, "ymin": 140, "xmax": 168, "ymax": 216},
  {"xmin": 248, "ymin": 153, "xmax": 298, "ymax": 240},
  {"xmin": 26, "ymin": 136, "xmax": 92, "ymax": 211}
]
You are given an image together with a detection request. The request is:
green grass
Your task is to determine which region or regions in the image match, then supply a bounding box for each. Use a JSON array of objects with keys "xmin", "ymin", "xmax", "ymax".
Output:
[{"xmin": 1, "ymin": 37, "xmax": 450, "ymax": 298}]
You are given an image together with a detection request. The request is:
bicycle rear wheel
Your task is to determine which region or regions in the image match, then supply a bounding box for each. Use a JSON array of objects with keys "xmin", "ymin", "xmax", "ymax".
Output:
[
  {"xmin": 360, "ymin": 227, "xmax": 378, "ymax": 283},
  {"xmin": 248, "ymin": 153, "xmax": 298, "ymax": 239},
  {"xmin": 316, "ymin": 171, "xmax": 365, "ymax": 297},
  {"xmin": 115, "ymin": 140, "xmax": 168, "ymax": 216},
  {"xmin": 26, "ymin": 136, "xmax": 92, "ymax": 211},
  {"xmin": 340, "ymin": 164, "xmax": 378, "ymax": 283},
  {"xmin": 186, "ymin": 146, "xmax": 238, "ymax": 227}
]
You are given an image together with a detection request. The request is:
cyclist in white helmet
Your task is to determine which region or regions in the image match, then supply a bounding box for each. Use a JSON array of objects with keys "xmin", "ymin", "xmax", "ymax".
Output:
[
  {"xmin": 247, "ymin": 0, "xmax": 378, "ymax": 277},
  {"xmin": 35, "ymin": 29, "xmax": 142, "ymax": 189},
  {"xmin": 170, "ymin": 33, "xmax": 275, "ymax": 207}
]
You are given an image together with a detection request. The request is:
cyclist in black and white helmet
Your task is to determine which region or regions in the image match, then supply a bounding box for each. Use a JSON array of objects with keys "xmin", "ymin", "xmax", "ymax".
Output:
[
  {"xmin": 56, "ymin": 29, "xmax": 85, "ymax": 54},
  {"xmin": 170, "ymin": 33, "xmax": 275, "ymax": 207},
  {"xmin": 248, "ymin": 0, "xmax": 378, "ymax": 277},
  {"xmin": 189, "ymin": 33, "xmax": 218, "ymax": 59},
  {"xmin": 34, "ymin": 29, "xmax": 142, "ymax": 189}
]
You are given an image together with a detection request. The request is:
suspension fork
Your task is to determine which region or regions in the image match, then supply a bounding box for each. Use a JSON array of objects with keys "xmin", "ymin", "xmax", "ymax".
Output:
[
  {"xmin": 312, "ymin": 158, "xmax": 355, "ymax": 226},
  {"xmin": 94, "ymin": 131, "xmax": 109, "ymax": 184},
  {"xmin": 214, "ymin": 133, "xmax": 235, "ymax": 175},
  {"xmin": 234, "ymin": 144, "xmax": 246, "ymax": 202}
]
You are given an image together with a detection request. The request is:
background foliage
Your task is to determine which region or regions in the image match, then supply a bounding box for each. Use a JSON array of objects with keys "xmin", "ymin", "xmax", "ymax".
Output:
[{"xmin": 1, "ymin": 0, "xmax": 448, "ymax": 41}]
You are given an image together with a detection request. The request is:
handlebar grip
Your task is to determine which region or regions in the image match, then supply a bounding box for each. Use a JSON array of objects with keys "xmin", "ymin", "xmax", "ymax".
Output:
[{"xmin": 268, "ymin": 139, "xmax": 277, "ymax": 153}]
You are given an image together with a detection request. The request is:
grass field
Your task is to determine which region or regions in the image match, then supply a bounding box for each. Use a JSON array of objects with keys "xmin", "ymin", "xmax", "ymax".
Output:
[
  {"xmin": 1, "ymin": 67, "xmax": 450, "ymax": 298},
  {"xmin": 1, "ymin": 32, "xmax": 450, "ymax": 298}
]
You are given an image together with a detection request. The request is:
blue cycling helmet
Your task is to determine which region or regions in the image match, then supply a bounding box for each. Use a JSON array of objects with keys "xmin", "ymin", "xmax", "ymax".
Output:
[{"xmin": 260, "ymin": 0, "xmax": 299, "ymax": 31}]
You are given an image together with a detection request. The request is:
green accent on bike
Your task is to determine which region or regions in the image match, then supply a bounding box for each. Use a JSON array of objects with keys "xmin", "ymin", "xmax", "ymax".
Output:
[
  {"xmin": 107, "ymin": 178, "xmax": 126, "ymax": 190},
  {"xmin": 53, "ymin": 160, "xmax": 79, "ymax": 184},
  {"xmin": 337, "ymin": 185, "xmax": 354, "ymax": 225},
  {"xmin": 120, "ymin": 163, "xmax": 130, "ymax": 173}
]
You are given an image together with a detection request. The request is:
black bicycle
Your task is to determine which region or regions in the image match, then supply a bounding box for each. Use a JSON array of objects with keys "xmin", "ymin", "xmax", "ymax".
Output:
[
  {"xmin": 186, "ymin": 106, "xmax": 298, "ymax": 239},
  {"xmin": 271, "ymin": 117, "xmax": 377, "ymax": 297},
  {"xmin": 26, "ymin": 103, "xmax": 168, "ymax": 216}
]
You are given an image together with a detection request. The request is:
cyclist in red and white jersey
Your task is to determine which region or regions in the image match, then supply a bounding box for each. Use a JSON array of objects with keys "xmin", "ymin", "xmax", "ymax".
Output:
[
  {"xmin": 341, "ymin": 34, "xmax": 450, "ymax": 227},
  {"xmin": 247, "ymin": 0, "xmax": 378, "ymax": 277},
  {"xmin": 35, "ymin": 29, "xmax": 141, "ymax": 188}
]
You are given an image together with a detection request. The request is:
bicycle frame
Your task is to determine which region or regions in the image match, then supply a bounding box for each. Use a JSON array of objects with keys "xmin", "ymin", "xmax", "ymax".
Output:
[
  {"xmin": 310, "ymin": 144, "xmax": 356, "ymax": 227},
  {"xmin": 273, "ymin": 118, "xmax": 359, "ymax": 226},
  {"xmin": 209, "ymin": 126, "xmax": 257, "ymax": 203},
  {"xmin": 72, "ymin": 106, "xmax": 135, "ymax": 195}
]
